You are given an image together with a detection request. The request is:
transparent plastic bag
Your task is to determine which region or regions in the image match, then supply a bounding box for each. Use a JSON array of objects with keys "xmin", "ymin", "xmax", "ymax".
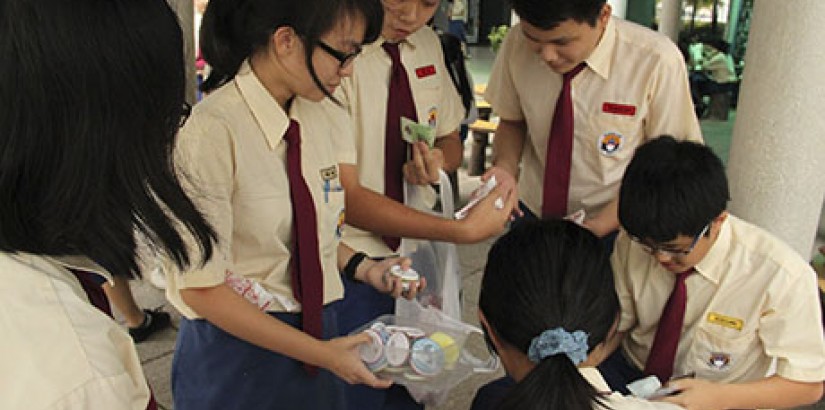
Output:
[{"xmin": 354, "ymin": 299, "xmax": 498, "ymax": 406}]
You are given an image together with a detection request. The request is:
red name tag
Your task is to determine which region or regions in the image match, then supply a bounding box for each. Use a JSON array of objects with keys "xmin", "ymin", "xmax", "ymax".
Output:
[
  {"xmin": 415, "ymin": 65, "xmax": 436, "ymax": 78},
  {"xmin": 602, "ymin": 102, "xmax": 637, "ymax": 116}
]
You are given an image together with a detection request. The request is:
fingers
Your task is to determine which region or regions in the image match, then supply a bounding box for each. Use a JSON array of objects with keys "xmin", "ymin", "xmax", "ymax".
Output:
[{"xmin": 402, "ymin": 143, "xmax": 441, "ymax": 185}]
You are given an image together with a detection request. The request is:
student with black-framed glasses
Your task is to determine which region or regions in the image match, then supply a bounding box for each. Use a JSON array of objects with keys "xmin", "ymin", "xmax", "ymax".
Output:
[{"xmin": 600, "ymin": 136, "xmax": 825, "ymax": 410}]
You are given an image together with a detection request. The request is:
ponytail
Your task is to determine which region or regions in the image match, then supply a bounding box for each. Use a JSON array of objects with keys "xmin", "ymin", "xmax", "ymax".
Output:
[
  {"xmin": 199, "ymin": 0, "xmax": 259, "ymax": 93},
  {"xmin": 498, "ymin": 356, "xmax": 606, "ymax": 410}
]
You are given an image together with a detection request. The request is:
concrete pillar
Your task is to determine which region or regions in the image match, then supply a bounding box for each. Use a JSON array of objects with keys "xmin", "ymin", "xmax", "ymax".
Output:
[
  {"xmin": 727, "ymin": 0, "xmax": 825, "ymax": 259},
  {"xmin": 608, "ymin": 0, "xmax": 627, "ymax": 19},
  {"xmin": 658, "ymin": 0, "xmax": 682, "ymax": 42},
  {"xmin": 168, "ymin": 0, "xmax": 197, "ymax": 105}
]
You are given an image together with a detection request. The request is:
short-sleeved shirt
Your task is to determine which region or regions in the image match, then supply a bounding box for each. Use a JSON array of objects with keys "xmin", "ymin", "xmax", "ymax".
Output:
[
  {"xmin": 612, "ymin": 215, "xmax": 825, "ymax": 383},
  {"xmin": 485, "ymin": 18, "xmax": 703, "ymax": 216},
  {"xmin": 339, "ymin": 26, "xmax": 464, "ymax": 257},
  {"xmin": 167, "ymin": 62, "xmax": 354, "ymax": 318},
  {"xmin": 0, "ymin": 253, "xmax": 151, "ymax": 409}
]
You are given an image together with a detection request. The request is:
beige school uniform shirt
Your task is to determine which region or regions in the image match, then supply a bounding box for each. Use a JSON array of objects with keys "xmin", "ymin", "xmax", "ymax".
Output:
[
  {"xmin": 167, "ymin": 62, "xmax": 354, "ymax": 318},
  {"xmin": 339, "ymin": 26, "xmax": 464, "ymax": 257},
  {"xmin": 0, "ymin": 253, "xmax": 151, "ymax": 410},
  {"xmin": 579, "ymin": 368, "xmax": 682, "ymax": 409},
  {"xmin": 612, "ymin": 215, "xmax": 825, "ymax": 383},
  {"xmin": 485, "ymin": 18, "xmax": 703, "ymax": 216}
]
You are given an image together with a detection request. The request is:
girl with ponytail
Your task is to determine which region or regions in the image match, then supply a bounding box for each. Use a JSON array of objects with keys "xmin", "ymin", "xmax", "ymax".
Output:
[
  {"xmin": 473, "ymin": 219, "xmax": 682, "ymax": 410},
  {"xmin": 167, "ymin": 1, "xmax": 423, "ymax": 409}
]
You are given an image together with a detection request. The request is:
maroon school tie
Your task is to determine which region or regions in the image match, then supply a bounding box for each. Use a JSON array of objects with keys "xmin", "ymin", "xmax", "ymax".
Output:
[
  {"xmin": 382, "ymin": 41, "xmax": 417, "ymax": 252},
  {"xmin": 644, "ymin": 268, "xmax": 695, "ymax": 382},
  {"xmin": 542, "ymin": 63, "xmax": 586, "ymax": 218},
  {"xmin": 284, "ymin": 120, "xmax": 324, "ymax": 344}
]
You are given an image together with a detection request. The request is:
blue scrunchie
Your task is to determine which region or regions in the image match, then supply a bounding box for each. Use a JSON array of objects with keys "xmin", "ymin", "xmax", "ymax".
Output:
[{"xmin": 527, "ymin": 327, "xmax": 589, "ymax": 365}]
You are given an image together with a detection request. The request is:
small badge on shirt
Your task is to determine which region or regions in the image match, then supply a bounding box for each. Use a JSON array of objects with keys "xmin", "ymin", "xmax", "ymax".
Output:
[
  {"xmin": 598, "ymin": 132, "xmax": 623, "ymax": 156},
  {"xmin": 320, "ymin": 166, "xmax": 343, "ymax": 204},
  {"xmin": 415, "ymin": 64, "xmax": 436, "ymax": 78},
  {"xmin": 335, "ymin": 208, "xmax": 346, "ymax": 238},
  {"xmin": 427, "ymin": 106, "xmax": 438, "ymax": 128},
  {"xmin": 602, "ymin": 102, "xmax": 637, "ymax": 116},
  {"xmin": 706, "ymin": 312, "xmax": 744, "ymax": 331},
  {"xmin": 707, "ymin": 352, "xmax": 731, "ymax": 371}
]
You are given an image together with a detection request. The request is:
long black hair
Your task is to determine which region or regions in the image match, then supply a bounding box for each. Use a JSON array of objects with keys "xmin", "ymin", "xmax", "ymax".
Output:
[
  {"xmin": 479, "ymin": 219, "xmax": 619, "ymax": 410},
  {"xmin": 0, "ymin": 0, "xmax": 216, "ymax": 277},
  {"xmin": 199, "ymin": 0, "xmax": 383, "ymax": 96}
]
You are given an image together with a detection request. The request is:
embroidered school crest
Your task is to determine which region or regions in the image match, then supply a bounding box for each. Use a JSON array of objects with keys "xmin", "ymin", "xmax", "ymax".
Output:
[
  {"xmin": 427, "ymin": 106, "xmax": 438, "ymax": 128},
  {"xmin": 598, "ymin": 132, "xmax": 623, "ymax": 155},
  {"xmin": 707, "ymin": 352, "xmax": 731, "ymax": 370}
]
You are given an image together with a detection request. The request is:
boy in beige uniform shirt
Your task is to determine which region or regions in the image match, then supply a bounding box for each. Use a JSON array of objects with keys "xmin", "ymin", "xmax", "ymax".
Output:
[
  {"xmin": 606, "ymin": 137, "xmax": 825, "ymax": 409},
  {"xmin": 485, "ymin": 0, "xmax": 702, "ymax": 238}
]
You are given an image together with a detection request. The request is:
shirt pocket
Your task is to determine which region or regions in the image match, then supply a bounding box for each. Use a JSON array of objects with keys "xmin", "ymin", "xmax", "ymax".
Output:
[
  {"xmin": 689, "ymin": 325, "xmax": 759, "ymax": 380},
  {"xmin": 584, "ymin": 111, "xmax": 644, "ymax": 183},
  {"xmin": 413, "ymin": 80, "xmax": 443, "ymax": 129}
]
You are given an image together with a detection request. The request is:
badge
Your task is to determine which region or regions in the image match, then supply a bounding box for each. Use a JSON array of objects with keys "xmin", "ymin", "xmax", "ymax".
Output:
[
  {"xmin": 335, "ymin": 208, "xmax": 346, "ymax": 238},
  {"xmin": 602, "ymin": 102, "xmax": 637, "ymax": 116},
  {"xmin": 426, "ymin": 106, "xmax": 438, "ymax": 128},
  {"xmin": 598, "ymin": 132, "xmax": 623, "ymax": 155},
  {"xmin": 707, "ymin": 352, "xmax": 731, "ymax": 370},
  {"xmin": 415, "ymin": 64, "xmax": 436, "ymax": 78},
  {"xmin": 320, "ymin": 166, "xmax": 342, "ymax": 204},
  {"xmin": 706, "ymin": 312, "xmax": 744, "ymax": 331}
]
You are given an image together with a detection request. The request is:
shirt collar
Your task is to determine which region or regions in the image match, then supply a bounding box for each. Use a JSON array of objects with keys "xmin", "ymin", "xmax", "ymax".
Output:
[
  {"xmin": 584, "ymin": 17, "xmax": 616, "ymax": 80},
  {"xmin": 234, "ymin": 60, "xmax": 291, "ymax": 150},
  {"xmin": 47, "ymin": 255, "xmax": 113, "ymax": 284},
  {"xmin": 693, "ymin": 216, "xmax": 732, "ymax": 284},
  {"xmin": 363, "ymin": 32, "xmax": 422, "ymax": 57}
]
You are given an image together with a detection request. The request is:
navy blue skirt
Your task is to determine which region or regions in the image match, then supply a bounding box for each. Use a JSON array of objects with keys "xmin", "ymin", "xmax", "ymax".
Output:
[{"xmin": 172, "ymin": 303, "xmax": 346, "ymax": 410}]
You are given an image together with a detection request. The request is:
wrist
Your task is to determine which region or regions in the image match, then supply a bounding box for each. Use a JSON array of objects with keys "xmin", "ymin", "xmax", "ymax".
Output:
[
  {"xmin": 354, "ymin": 257, "xmax": 378, "ymax": 282},
  {"xmin": 342, "ymin": 252, "xmax": 368, "ymax": 282}
]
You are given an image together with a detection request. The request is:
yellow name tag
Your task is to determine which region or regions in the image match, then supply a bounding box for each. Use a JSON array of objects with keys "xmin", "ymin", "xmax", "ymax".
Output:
[{"xmin": 707, "ymin": 312, "xmax": 744, "ymax": 331}]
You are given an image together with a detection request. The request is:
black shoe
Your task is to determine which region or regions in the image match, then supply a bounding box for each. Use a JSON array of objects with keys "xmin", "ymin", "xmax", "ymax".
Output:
[{"xmin": 128, "ymin": 308, "xmax": 171, "ymax": 343}]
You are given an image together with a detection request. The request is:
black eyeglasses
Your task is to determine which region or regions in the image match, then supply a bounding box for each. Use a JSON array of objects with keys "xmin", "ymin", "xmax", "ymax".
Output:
[
  {"xmin": 317, "ymin": 41, "xmax": 361, "ymax": 70},
  {"xmin": 630, "ymin": 222, "xmax": 711, "ymax": 258}
]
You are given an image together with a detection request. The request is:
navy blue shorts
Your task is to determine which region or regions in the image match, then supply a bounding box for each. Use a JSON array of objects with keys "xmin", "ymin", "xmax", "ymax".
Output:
[{"xmin": 172, "ymin": 304, "xmax": 346, "ymax": 410}]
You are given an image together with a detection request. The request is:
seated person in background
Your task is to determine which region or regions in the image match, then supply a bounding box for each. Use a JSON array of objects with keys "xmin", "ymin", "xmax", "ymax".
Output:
[
  {"xmin": 472, "ymin": 219, "xmax": 682, "ymax": 410},
  {"xmin": 602, "ymin": 136, "xmax": 825, "ymax": 409},
  {"xmin": 689, "ymin": 38, "xmax": 738, "ymax": 116}
]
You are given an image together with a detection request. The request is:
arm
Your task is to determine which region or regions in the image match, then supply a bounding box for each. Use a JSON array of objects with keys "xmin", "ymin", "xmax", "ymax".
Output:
[
  {"xmin": 180, "ymin": 284, "xmax": 390, "ymax": 387},
  {"xmin": 336, "ymin": 242, "xmax": 424, "ymax": 299},
  {"xmin": 661, "ymin": 375, "xmax": 823, "ymax": 410},
  {"xmin": 583, "ymin": 196, "xmax": 620, "ymax": 237},
  {"xmin": 481, "ymin": 119, "xmax": 527, "ymax": 216},
  {"xmin": 340, "ymin": 163, "xmax": 512, "ymax": 244}
]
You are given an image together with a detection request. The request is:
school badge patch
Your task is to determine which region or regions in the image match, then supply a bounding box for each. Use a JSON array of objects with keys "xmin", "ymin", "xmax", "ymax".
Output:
[
  {"xmin": 598, "ymin": 132, "xmax": 623, "ymax": 155},
  {"xmin": 707, "ymin": 352, "xmax": 731, "ymax": 371}
]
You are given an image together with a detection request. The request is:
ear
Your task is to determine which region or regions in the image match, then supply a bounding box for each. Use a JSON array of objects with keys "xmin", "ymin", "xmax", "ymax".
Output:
[
  {"xmin": 271, "ymin": 26, "xmax": 301, "ymax": 58},
  {"xmin": 478, "ymin": 310, "xmax": 504, "ymax": 351},
  {"xmin": 599, "ymin": 3, "xmax": 612, "ymax": 25},
  {"xmin": 710, "ymin": 210, "xmax": 729, "ymax": 234}
]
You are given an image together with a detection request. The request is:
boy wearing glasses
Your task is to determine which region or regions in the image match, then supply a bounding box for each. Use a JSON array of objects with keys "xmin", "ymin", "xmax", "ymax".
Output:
[{"xmin": 605, "ymin": 136, "xmax": 825, "ymax": 409}]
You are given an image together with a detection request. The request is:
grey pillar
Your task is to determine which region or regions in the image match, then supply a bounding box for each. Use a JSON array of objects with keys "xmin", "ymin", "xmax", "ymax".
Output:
[
  {"xmin": 169, "ymin": 0, "xmax": 197, "ymax": 105},
  {"xmin": 658, "ymin": 0, "xmax": 682, "ymax": 42},
  {"xmin": 727, "ymin": 0, "xmax": 825, "ymax": 259}
]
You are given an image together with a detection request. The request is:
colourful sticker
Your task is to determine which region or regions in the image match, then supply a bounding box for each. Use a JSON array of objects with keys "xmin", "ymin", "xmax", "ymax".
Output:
[
  {"xmin": 598, "ymin": 132, "xmax": 623, "ymax": 155},
  {"xmin": 427, "ymin": 106, "xmax": 437, "ymax": 128}
]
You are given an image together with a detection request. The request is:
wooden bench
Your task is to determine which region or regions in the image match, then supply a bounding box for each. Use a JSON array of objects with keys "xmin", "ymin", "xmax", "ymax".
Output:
[{"xmin": 468, "ymin": 119, "xmax": 498, "ymax": 176}]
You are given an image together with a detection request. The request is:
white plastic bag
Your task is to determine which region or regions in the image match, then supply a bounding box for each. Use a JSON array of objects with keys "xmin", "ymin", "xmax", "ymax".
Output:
[{"xmin": 398, "ymin": 170, "xmax": 462, "ymax": 321}]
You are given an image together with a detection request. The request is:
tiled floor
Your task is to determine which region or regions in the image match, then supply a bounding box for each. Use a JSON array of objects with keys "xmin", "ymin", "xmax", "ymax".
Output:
[{"xmin": 128, "ymin": 44, "xmax": 825, "ymax": 409}]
